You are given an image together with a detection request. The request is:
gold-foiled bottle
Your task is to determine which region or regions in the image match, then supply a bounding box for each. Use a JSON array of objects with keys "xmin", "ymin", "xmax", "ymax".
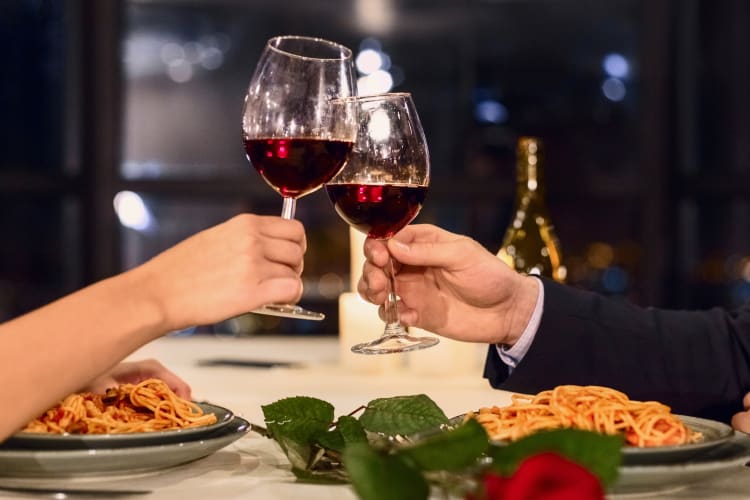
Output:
[{"xmin": 497, "ymin": 137, "xmax": 566, "ymax": 282}]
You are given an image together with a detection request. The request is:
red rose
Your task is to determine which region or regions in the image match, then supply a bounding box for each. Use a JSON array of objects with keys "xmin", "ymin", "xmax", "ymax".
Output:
[{"xmin": 469, "ymin": 452, "xmax": 605, "ymax": 500}]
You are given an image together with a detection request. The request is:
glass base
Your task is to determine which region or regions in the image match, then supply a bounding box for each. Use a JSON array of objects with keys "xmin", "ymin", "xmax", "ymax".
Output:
[
  {"xmin": 251, "ymin": 304, "xmax": 325, "ymax": 321},
  {"xmin": 351, "ymin": 333, "xmax": 439, "ymax": 355}
]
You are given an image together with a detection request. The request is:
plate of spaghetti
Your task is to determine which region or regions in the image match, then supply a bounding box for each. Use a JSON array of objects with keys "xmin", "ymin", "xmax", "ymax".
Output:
[
  {"xmin": 464, "ymin": 385, "xmax": 734, "ymax": 465},
  {"xmin": 4, "ymin": 378, "xmax": 234, "ymax": 450},
  {"xmin": 0, "ymin": 415, "xmax": 250, "ymax": 477}
]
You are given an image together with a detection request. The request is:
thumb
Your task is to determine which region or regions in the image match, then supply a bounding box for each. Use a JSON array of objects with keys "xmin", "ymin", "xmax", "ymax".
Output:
[
  {"xmin": 255, "ymin": 278, "xmax": 303, "ymax": 305},
  {"xmin": 387, "ymin": 238, "xmax": 464, "ymax": 268}
]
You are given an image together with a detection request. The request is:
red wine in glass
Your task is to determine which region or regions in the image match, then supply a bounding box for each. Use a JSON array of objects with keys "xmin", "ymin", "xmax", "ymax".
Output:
[
  {"xmin": 245, "ymin": 138, "xmax": 353, "ymax": 198},
  {"xmin": 325, "ymin": 183, "xmax": 427, "ymax": 239}
]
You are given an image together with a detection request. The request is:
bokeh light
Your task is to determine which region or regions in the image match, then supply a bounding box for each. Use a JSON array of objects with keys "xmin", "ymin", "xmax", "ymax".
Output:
[
  {"xmin": 113, "ymin": 191, "xmax": 153, "ymax": 231},
  {"xmin": 603, "ymin": 53, "xmax": 630, "ymax": 79},
  {"xmin": 602, "ymin": 78, "xmax": 626, "ymax": 101}
]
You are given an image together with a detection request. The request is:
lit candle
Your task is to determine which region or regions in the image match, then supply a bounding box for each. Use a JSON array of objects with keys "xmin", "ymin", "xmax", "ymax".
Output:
[
  {"xmin": 338, "ymin": 292, "xmax": 402, "ymax": 373},
  {"xmin": 349, "ymin": 227, "xmax": 367, "ymax": 292},
  {"xmin": 406, "ymin": 327, "xmax": 484, "ymax": 376},
  {"xmin": 339, "ymin": 227, "xmax": 402, "ymax": 372}
]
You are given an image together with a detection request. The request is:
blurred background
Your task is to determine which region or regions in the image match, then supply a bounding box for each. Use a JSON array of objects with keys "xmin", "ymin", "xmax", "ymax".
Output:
[{"xmin": 0, "ymin": 0, "xmax": 748, "ymax": 336}]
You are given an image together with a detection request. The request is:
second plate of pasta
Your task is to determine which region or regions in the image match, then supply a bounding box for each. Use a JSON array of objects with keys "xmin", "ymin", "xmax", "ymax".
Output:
[{"xmin": 3, "ymin": 402, "xmax": 234, "ymax": 450}]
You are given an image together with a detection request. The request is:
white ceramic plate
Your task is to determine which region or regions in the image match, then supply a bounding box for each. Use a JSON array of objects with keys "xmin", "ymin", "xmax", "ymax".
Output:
[
  {"xmin": 458, "ymin": 413, "xmax": 734, "ymax": 465},
  {"xmin": 1, "ymin": 402, "xmax": 234, "ymax": 450},
  {"xmin": 0, "ymin": 415, "xmax": 249, "ymax": 477},
  {"xmin": 612, "ymin": 431, "xmax": 750, "ymax": 495}
]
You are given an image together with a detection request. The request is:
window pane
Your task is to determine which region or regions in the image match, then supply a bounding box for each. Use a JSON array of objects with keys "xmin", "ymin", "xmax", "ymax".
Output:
[
  {"xmin": 694, "ymin": 1, "xmax": 750, "ymax": 175},
  {"xmin": 122, "ymin": 4, "xmax": 293, "ymax": 179},
  {"xmin": 0, "ymin": 195, "xmax": 81, "ymax": 321},
  {"xmin": 122, "ymin": 1, "xmax": 641, "ymax": 185},
  {"xmin": 0, "ymin": 1, "xmax": 66, "ymax": 173},
  {"xmin": 677, "ymin": 199, "xmax": 750, "ymax": 309}
]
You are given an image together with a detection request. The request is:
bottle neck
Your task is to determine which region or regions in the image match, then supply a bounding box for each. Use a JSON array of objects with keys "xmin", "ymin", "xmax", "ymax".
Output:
[
  {"xmin": 515, "ymin": 164, "xmax": 545, "ymax": 197},
  {"xmin": 515, "ymin": 137, "xmax": 545, "ymax": 198}
]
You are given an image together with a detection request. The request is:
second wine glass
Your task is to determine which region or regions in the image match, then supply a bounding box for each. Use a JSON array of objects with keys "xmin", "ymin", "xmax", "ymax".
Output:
[
  {"xmin": 242, "ymin": 35, "xmax": 356, "ymax": 320},
  {"xmin": 326, "ymin": 93, "xmax": 439, "ymax": 354}
]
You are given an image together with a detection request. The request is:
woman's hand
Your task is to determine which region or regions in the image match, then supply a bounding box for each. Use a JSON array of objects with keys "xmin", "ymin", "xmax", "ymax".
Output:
[
  {"xmin": 81, "ymin": 359, "xmax": 191, "ymax": 399},
  {"xmin": 134, "ymin": 214, "xmax": 307, "ymax": 332}
]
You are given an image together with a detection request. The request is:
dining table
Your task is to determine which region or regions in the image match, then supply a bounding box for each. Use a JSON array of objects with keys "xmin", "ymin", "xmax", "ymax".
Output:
[{"xmin": 1, "ymin": 334, "xmax": 749, "ymax": 499}]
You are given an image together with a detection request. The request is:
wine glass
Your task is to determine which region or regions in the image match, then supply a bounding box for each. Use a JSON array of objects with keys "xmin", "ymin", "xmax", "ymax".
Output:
[
  {"xmin": 242, "ymin": 36, "xmax": 357, "ymax": 320},
  {"xmin": 326, "ymin": 93, "xmax": 439, "ymax": 354}
]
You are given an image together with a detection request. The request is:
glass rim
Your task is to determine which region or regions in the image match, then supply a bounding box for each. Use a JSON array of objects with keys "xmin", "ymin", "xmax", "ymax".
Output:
[
  {"xmin": 266, "ymin": 35, "xmax": 353, "ymax": 61},
  {"xmin": 331, "ymin": 92, "xmax": 412, "ymax": 104}
]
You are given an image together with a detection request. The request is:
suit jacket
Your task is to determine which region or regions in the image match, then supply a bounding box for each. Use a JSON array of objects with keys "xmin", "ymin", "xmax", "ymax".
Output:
[{"xmin": 484, "ymin": 277, "xmax": 750, "ymax": 423}]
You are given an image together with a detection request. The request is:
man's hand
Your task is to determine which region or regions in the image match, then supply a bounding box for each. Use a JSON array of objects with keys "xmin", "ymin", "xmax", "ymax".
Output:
[
  {"xmin": 357, "ymin": 224, "xmax": 539, "ymax": 345},
  {"xmin": 731, "ymin": 392, "xmax": 750, "ymax": 433}
]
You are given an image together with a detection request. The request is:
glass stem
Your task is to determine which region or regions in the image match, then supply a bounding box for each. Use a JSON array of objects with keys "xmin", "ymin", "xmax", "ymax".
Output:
[
  {"xmin": 281, "ymin": 197, "xmax": 297, "ymax": 220},
  {"xmin": 383, "ymin": 255, "xmax": 406, "ymax": 336}
]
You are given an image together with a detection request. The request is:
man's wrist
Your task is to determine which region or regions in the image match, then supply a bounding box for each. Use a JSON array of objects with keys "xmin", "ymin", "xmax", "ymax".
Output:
[
  {"xmin": 503, "ymin": 275, "xmax": 542, "ymax": 346},
  {"xmin": 496, "ymin": 276, "xmax": 545, "ymax": 369}
]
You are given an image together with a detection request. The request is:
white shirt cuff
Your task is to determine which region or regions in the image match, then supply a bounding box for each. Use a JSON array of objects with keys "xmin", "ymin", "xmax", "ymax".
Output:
[{"xmin": 495, "ymin": 278, "xmax": 544, "ymax": 371}]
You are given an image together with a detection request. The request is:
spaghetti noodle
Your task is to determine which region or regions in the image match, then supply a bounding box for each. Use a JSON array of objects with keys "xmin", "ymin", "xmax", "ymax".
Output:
[
  {"xmin": 23, "ymin": 378, "xmax": 217, "ymax": 434},
  {"xmin": 466, "ymin": 385, "xmax": 702, "ymax": 447}
]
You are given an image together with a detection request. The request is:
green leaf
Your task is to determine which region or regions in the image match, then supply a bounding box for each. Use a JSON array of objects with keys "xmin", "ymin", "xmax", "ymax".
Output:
[
  {"xmin": 399, "ymin": 419, "xmax": 489, "ymax": 471},
  {"xmin": 360, "ymin": 394, "xmax": 449, "ymax": 435},
  {"xmin": 315, "ymin": 429, "xmax": 345, "ymax": 452},
  {"xmin": 338, "ymin": 415, "xmax": 368, "ymax": 445},
  {"xmin": 262, "ymin": 396, "xmax": 335, "ymax": 469},
  {"xmin": 262, "ymin": 396, "xmax": 335, "ymax": 428},
  {"xmin": 343, "ymin": 443, "xmax": 430, "ymax": 500},
  {"xmin": 314, "ymin": 415, "xmax": 368, "ymax": 453},
  {"xmin": 487, "ymin": 429, "xmax": 623, "ymax": 486}
]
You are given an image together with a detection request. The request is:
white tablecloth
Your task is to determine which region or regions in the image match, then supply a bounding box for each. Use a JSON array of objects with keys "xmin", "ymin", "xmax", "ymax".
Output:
[{"xmin": 1, "ymin": 335, "xmax": 749, "ymax": 499}]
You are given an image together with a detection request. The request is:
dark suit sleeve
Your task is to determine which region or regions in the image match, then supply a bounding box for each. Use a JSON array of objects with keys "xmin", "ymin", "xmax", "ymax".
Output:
[{"xmin": 483, "ymin": 278, "xmax": 750, "ymax": 423}]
